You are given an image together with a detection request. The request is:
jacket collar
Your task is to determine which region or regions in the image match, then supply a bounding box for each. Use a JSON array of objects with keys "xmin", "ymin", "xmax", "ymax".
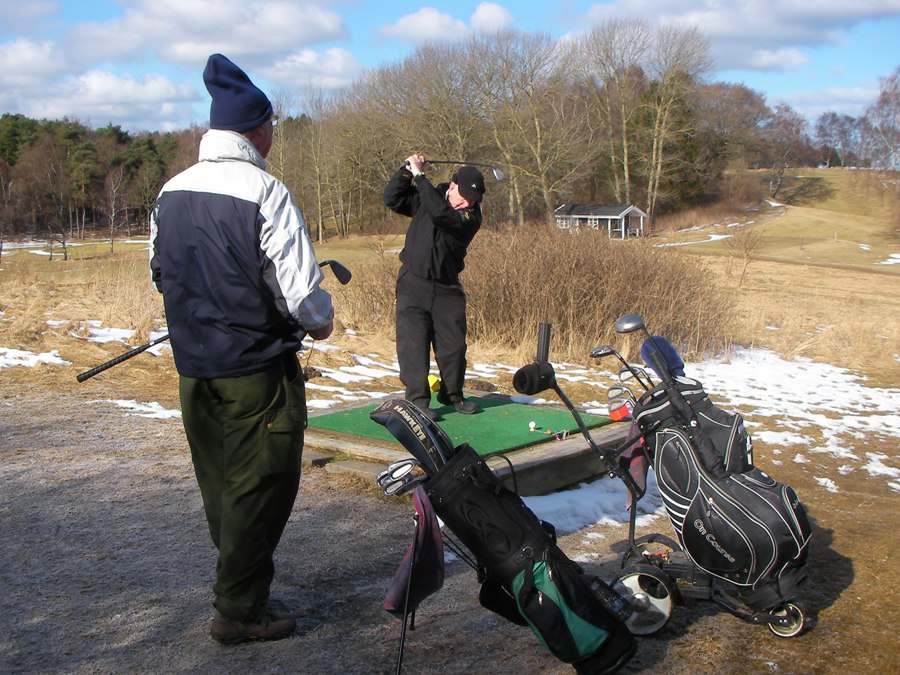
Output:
[{"xmin": 198, "ymin": 129, "xmax": 266, "ymax": 169}]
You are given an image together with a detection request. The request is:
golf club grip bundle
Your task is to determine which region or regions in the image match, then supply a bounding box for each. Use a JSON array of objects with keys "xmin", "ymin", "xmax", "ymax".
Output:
[{"xmin": 425, "ymin": 445, "xmax": 636, "ymax": 672}]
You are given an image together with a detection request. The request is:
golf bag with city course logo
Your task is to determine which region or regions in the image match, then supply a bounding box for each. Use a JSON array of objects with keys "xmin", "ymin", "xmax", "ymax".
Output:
[
  {"xmin": 370, "ymin": 398, "xmax": 637, "ymax": 674},
  {"xmin": 631, "ymin": 363, "xmax": 811, "ymax": 612}
]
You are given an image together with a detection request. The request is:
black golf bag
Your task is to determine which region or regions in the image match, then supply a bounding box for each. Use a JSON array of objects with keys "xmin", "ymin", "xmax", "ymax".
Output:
[
  {"xmin": 371, "ymin": 399, "xmax": 636, "ymax": 674},
  {"xmin": 631, "ymin": 373, "xmax": 811, "ymax": 611}
]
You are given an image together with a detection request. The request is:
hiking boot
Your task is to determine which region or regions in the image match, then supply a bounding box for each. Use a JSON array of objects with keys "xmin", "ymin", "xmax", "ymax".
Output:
[
  {"xmin": 437, "ymin": 393, "xmax": 478, "ymax": 414},
  {"xmin": 210, "ymin": 609, "xmax": 296, "ymax": 645}
]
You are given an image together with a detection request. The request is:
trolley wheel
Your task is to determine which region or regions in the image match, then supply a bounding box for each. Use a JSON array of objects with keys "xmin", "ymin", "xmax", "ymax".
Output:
[
  {"xmin": 621, "ymin": 533, "xmax": 681, "ymax": 568},
  {"xmin": 767, "ymin": 602, "xmax": 807, "ymax": 638},
  {"xmin": 613, "ymin": 563, "xmax": 675, "ymax": 636}
]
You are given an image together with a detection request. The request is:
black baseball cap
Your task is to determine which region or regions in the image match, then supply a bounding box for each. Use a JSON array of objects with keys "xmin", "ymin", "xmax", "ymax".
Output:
[{"xmin": 452, "ymin": 166, "xmax": 486, "ymax": 203}]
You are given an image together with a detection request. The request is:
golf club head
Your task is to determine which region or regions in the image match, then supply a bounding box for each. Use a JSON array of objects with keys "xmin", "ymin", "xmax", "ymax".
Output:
[
  {"xmin": 607, "ymin": 397, "xmax": 633, "ymax": 421},
  {"xmin": 590, "ymin": 344, "xmax": 618, "ymax": 359},
  {"xmin": 319, "ymin": 259, "xmax": 352, "ymax": 285},
  {"xmin": 614, "ymin": 313, "xmax": 646, "ymax": 335},
  {"xmin": 377, "ymin": 458, "xmax": 427, "ymax": 496},
  {"xmin": 607, "ymin": 385, "xmax": 635, "ymax": 403}
]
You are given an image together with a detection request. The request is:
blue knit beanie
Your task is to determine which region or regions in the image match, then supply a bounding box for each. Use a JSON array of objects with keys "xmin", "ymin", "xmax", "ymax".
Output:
[{"xmin": 203, "ymin": 54, "xmax": 273, "ymax": 132}]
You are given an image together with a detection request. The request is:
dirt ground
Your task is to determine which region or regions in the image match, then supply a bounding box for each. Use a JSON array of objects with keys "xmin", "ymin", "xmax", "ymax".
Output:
[{"xmin": 2, "ymin": 361, "xmax": 899, "ymax": 675}]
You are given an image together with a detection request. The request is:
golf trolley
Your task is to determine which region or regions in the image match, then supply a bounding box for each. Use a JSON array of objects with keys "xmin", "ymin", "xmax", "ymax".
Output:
[{"xmin": 580, "ymin": 313, "xmax": 810, "ymax": 639}]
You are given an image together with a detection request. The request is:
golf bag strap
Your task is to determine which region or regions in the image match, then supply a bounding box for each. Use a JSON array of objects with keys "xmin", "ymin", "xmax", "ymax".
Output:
[{"xmin": 665, "ymin": 382, "xmax": 729, "ymax": 479}]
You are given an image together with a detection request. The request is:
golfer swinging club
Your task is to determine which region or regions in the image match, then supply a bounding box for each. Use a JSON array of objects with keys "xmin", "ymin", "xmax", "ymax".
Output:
[{"xmin": 383, "ymin": 154, "xmax": 486, "ymax": 420}]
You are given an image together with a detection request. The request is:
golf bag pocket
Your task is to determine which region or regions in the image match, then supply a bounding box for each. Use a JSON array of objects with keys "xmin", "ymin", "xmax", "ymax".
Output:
[
  {"xmin": 425, "ymin": 444, "xmax": 554, "ymax": 578},
  {"xmin": 511, "ymin": 553, "xmax": 626, "ymax": 665},
  {"xmin": 654, "ymin": 427, "xmax": 811, "ymax": 590},
  {"xmin": 691, "ymin": 399, "xmax": 754, "ymax": 473}
]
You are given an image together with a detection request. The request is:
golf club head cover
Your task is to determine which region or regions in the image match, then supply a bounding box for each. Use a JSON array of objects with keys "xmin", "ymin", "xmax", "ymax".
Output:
[
  {"xmin": 383, "ymin": 485, "xmax": 445, "ymax": 618},
  {"xmin": 370, "ymin": 398, "xmax": 458, "ymax": 474},
  {"xmin": 640, "ymin": 336, "xmax": 685, "ymax": 378},
  {"xmin": 513, "ymin": 361, "xmax": 556, "ymax": 396}
]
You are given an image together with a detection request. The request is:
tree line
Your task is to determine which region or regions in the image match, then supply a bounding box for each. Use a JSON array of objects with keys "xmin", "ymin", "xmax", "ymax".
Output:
[{"xmin": 1, "ymin": 23, "xmax": 897, "ymax": 248}]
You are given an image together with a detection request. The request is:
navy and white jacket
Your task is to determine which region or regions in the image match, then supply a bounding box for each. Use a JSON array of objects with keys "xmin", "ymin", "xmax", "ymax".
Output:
[{"xmin": 149, "ymin": 129, "xmax": 333, "ymax": 379}]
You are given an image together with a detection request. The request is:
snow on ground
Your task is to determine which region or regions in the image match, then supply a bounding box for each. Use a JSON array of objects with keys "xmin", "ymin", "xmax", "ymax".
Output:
[{"xmin": 3, "ymin": 323, "xmax": 899, "ymax": 536}]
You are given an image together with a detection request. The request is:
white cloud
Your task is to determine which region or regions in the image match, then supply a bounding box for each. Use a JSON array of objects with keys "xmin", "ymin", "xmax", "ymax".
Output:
[
  {"xmin": 0, "ymin": 39, "xmax": 68, "ymax": 88},
  {"xmin": 265, "ymin": 48, "xmax": 365, "ymax": 89},
  {"xmin": 66, "ymin": 0, "xmax": 347, "ymax": 68},
  {"xmin": 0, "ymin": 0, "xmax": 56, "ymax": 27},
  {"xmin": 746, "ymin": 48, "xmax": 808, "ymax": 71},
  {"xmin": 772, "ymin": 83, "xmax": 883, "ymax": 121},
  {"xmin": 379, "ymin": 8, "xmax": 469, "ymax": 44},
  {"xmin": 27, "ymin": 71, "xmax": 198, "ymax": 132},
  {"xmin": 472, "ymin": 2, "xmax": 514, "ymax": 32},
  {"xmin": 580, "ymin": 0, "xmax": 900, "ymax": 71}
]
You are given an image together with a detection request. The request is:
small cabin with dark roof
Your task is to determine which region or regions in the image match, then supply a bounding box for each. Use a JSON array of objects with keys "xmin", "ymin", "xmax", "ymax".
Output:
[{"xmin": 554, "ymin": 204, "xmax": 647, "ymax": 238}]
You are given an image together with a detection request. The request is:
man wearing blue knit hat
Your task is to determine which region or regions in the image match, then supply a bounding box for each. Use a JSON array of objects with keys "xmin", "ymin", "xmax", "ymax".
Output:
[{"xmin": 150, "ymin": 54, "xmax": 334, "ymax": 644}]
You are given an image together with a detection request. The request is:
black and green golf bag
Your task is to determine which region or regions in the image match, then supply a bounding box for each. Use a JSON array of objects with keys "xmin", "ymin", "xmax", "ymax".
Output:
[{"xmin": 371, "ymin": 399, "xmax": 636, "ymax": 674}]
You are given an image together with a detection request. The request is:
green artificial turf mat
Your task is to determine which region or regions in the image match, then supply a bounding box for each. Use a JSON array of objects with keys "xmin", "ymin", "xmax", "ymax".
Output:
[{"xmin": 307, "ymin": 393, "xmax": 612, "ymax": 457}]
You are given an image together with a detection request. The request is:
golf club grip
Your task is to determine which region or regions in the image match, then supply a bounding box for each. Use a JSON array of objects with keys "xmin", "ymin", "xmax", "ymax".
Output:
[{"xmin": 76, "ymin": 341, "xmax": 158, "ymax": 382}]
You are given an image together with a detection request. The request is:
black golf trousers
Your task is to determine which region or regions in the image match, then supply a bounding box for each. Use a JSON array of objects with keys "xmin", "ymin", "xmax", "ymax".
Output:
[
  {"xmin": 179, "ymin": 355, "xmax": 306, "ymax": 622},
  {"xmin": 396, "ymin": 269, "xmax": 468, "ymax": 408}
]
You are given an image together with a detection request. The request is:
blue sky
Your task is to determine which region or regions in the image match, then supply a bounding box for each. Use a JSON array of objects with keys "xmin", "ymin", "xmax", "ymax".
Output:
[{"xmin": 1, "ymin": 0, "xmax": 897, "ymax": 133}]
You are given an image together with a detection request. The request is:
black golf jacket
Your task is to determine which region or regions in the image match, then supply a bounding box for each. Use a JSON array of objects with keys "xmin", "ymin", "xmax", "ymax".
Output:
[{"xmin": 383, "ymin": 167, "xmax": 482, "ymax": 283}]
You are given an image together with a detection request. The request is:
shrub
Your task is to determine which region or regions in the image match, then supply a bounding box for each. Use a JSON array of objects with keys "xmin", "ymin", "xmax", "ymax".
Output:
[{"xmin": 335, "ymin": 224, "xmax": 738, "ymax": 363}]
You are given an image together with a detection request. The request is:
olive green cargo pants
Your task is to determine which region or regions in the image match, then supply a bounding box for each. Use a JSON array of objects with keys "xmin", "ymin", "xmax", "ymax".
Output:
[{"xmin": 179, "ymin": 356, "xmax": 306, "ymax": 622}]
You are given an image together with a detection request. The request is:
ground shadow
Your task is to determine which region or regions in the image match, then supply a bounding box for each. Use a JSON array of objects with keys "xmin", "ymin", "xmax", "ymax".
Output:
[{"xmin": 778, "ymin": 176, "xmax": 837, "ymax": 206}]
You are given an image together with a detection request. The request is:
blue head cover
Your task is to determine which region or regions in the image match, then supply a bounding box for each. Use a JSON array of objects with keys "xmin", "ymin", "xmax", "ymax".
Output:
[{"xmin": 641, "ymin": 336, "xmax": 685, "ymax": 378}]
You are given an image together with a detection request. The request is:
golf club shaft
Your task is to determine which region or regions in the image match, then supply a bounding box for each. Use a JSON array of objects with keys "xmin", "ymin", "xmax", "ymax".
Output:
[
  {"xmin": 76, "ymin": 260, "xmax": 350, "ymax": 383},
  {"xmin": 75, "ymin": 334, "xmax": 170, "ymax": 382},
  {"xmin": 406, "ymin": 158, "xmax": 503, "ymax": 180}
]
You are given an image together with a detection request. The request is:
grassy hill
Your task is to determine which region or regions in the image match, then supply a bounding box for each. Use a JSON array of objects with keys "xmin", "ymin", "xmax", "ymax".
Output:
[{"xmin": 669, "ymin": 169, "xmax": 899, "ymax": 272}]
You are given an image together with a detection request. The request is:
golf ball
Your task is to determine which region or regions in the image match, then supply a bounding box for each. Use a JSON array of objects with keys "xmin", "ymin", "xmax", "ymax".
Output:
[{"xmin": 529, "ymin": 421, "xmax": 536, "ymax": 430}]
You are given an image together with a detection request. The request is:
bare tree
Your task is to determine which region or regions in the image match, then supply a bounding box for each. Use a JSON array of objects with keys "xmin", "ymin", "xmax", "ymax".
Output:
[
  {"xmin": 815, "ymin": 112, "xmax": 861, "ymax": 167},
  {"xmin": 759, "ymin": 104, "xmax": 809, "ymax": 198},
  {"xmin": 467, "ymin": 31, "xmax": 595, "ymax": 223},
  {"xmin": 726, "ymin": 224, "xmax": 763, "ymax": 288},
  {"xmin": 860, "ymin": 67, "xmax": 899, "ymax": 171},
  {"xmin": 642, "ymin": 23, "xmax": 711, "ymax": 222},
  {"xmin": 575, "ymin": 18, "xmax": 652, "ymax": 205},
  {"xmin": 103, "ymin": 163, "xmax": 126, "ymax": 252}
]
